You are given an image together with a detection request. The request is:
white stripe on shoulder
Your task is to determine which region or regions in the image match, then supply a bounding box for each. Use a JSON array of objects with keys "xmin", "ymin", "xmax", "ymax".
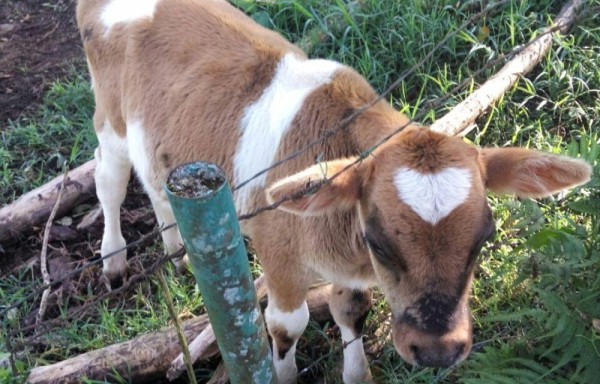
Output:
[
  {"xmin": 233, "ymin": 53, "xmax": 343, "ymax": 213},
  {"xmin": 394, "ymin": 167, "xmax": 472, "ymax": 225},
  {"xmin": 101, "ymin": 0, "xmax": 161, "ymax": 31}
]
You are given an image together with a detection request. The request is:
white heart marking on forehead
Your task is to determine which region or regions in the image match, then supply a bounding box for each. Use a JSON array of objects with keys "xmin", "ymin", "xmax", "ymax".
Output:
[{"xmin": 393, "ymin": 167, "xmax": 472, "ymax": 225}]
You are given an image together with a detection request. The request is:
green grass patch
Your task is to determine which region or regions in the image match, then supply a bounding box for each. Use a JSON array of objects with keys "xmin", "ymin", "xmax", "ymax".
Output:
[{"xmin": 1, "ymin": 72, "xmax": 96, "ymax": 206}]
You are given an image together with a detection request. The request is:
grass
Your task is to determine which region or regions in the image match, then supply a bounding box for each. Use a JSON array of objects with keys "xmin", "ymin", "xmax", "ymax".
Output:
[
  {"xmin": 2, "ymin": 0, "xmax": 600, "ymax": 383},
  {"xmin": 0, "ymin": 71, "xmax": 97, "ymax": 205}
]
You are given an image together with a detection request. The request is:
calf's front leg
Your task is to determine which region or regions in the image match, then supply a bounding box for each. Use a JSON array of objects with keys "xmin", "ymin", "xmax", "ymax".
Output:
[
  {"xmin": 329, "ymin": 285, "xmax": 373, "ymax": 384},
  {"xmin": 263, "ymin": 273, "xmax": 310, "ymax": 384}
]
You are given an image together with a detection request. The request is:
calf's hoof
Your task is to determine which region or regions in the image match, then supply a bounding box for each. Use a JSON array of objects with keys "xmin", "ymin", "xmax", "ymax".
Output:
[
  {"xmin": 173, "ymin": 253, "xmax": 189, "ymax": 275},
  {"xmin": 102, "ymin": 270, "xmax": 127, "ymax": 291},
  {"xmin": 343, "ymin": 371, "xmax": 373, "ymax": 384}
]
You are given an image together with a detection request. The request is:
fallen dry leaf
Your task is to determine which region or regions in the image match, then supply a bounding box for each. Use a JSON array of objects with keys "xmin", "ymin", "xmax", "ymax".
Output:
[
  {"xmin": 49, "ymin": 225, "xmax": 78, "ymax": 242},
  {"xmin": 0, "ymin": 23, "xmax": 16, "ymax": 35}
]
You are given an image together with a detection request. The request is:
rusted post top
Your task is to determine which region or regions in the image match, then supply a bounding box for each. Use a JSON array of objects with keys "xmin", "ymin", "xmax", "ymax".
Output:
[{"xmin": 165, "ymin": 161, "xmax": 276, "ymax": 384}]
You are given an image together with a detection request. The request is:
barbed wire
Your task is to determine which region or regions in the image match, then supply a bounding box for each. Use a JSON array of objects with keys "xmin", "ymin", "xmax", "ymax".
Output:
[
  {"xmin": 237, "ymin": 17, "xmax": 583, "ymax": 221},
  {"xmin": 0, "ymin": 1, "xmax": 511, "ymax": 322},
  {"xmin": 2, "ymin": 0, "xmax": 589, "ymax": 318},
  {"xmin": 2, "ymin": 0, "xmax": 593, "ymax": 370},
  {"xmin": 231, "ymin": 0, "xmax": 511, "ymax": 192}
]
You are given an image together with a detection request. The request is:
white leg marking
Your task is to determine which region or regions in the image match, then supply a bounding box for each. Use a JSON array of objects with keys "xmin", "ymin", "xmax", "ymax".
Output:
[
  {"xmin": 95, "ymin": 121, "xmax": 131, "ymax": 282},
  {"xmin": 394, "ymin": 167, "xmax": 472, "ymax": 225},
  {"xmin": 265, "ymin": 301, "xmax": 310, "ymax": 384},
  {"xmin": 273, "ymin": 343, "xmax": 299, "ymax": 384},
  {"xmin": 233, "ymin": 53, "xmax": 343, "ymax": 212},
  {"xmin": 101, "ymin": 0, "xmax": 161, "ymax": 32},
  {"xmin": 339, "ymin": 325, "xmax": 372, "ymax": 384},
  {"xmin": 127, "ymin": 120, "xmax": 187, "ymax": 271},
  {"xmin": 149, "ymin": 189, "xmax": 187, "ymax": 271},
  {"xmin": 153, "ymin": 197, "xmax": 183, "ymax": 253}
]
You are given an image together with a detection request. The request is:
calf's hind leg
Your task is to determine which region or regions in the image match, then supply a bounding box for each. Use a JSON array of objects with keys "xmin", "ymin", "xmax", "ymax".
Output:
[{"xmin": 329, "ymin": 285, "xmax": 373, "ymax": 384}]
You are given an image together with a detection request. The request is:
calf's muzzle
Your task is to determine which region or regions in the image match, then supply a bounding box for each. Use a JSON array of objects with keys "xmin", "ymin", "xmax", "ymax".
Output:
[{"xmin": 392, "ymin": 308, "xmax": 472, "ymax": 368}]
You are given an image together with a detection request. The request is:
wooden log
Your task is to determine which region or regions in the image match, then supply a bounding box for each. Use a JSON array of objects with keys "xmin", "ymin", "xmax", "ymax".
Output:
[
  {"xmin": 0, "ymin": 160, "xmax": 97, "ymax": 245},
  {"xmin": 27, "ymin": 315, "xmax": 213, "ymax": 384},
  {"xmin": 26, "ymin": 283, "xmax": 333, "ymax": 384},
  {"xmin": 206, "ymin": 363, "xmax": 229, "ymax": 384},
  {"xmin": 430, "ymin": 0, "xmax": 583, "ymax": 137}
]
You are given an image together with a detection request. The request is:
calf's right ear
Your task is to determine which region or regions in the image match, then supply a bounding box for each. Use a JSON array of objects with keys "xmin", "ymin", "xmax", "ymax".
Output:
[
  {"xmin": 265, "ymin": 158, "xmax": 371, "ymax": 216},
  {"xmin": 479, "ymin": 147, "xmax": 592, "ymax": 198}
]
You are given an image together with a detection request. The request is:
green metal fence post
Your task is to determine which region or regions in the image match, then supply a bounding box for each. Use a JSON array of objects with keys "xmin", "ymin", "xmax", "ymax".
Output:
[{"xmin": 164, "ymin": 161, "xmax": 276, "ymax": 384}]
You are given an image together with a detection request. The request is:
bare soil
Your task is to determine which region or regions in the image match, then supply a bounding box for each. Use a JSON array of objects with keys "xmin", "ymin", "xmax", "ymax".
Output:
[{"xmin": 0, "ymin": 0, "xmax": 84, "ymax": 124}]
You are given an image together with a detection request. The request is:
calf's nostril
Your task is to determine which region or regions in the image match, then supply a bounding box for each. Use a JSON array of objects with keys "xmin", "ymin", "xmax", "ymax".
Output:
[
  {"xmin": 408, "ymin": 342, "xmax": 466, "ymax": 368},
  {"xmin": 452, "ymin": 342, "xmax": 466, "ymax": 361},
  {"xmin": 409, "ymin": 344, "xmax": 420, "ymax": 360}
]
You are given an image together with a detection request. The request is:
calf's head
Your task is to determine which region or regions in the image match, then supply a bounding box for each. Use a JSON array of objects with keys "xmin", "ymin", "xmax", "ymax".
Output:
[{"xmin": 266, "ymin": 127, "xmax": 591, "ymax": 367}]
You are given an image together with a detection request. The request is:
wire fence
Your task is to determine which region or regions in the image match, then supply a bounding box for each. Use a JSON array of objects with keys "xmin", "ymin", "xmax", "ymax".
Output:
[{"xmin": 0, "ymin": 0, "xmax": 592, "ymax": 379}]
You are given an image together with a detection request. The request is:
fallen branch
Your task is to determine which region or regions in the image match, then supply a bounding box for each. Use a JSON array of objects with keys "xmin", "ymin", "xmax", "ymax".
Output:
[
  {"xmin": 206, "ymin": 363, "xmax": 229, "ymax": 384},
  {"xmin": 430, "ymin": 0, "xmax": 583, "ymax": 136},
  {"xmin": 26, "ymin": 282, "xmax": 333, "ymax": 383},
  {"xmin": 168, "ymin": 324, "xmax": 216, "ymax": 381},
  {"xmin": 36, "ymin": 167, "xmax": 69, "ymax": 327},
  {"xmin": 0, "ymin": 159, "xmax": 96, "ymax": 245},
  {"xmin": 27, "ymin": 315, "xmax": 213, "ymax": 384}
]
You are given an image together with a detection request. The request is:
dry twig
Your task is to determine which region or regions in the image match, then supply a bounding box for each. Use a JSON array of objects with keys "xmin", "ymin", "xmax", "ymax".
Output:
[{"xmin": 36, "ymin": 167, "xmax": 69, "ymax": 327}]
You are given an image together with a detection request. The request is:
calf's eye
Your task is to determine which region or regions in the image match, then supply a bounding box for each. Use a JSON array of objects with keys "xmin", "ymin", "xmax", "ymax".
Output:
[{"xmin": 364, "ymin": 236, "xmax": 404, "ymax": 271}]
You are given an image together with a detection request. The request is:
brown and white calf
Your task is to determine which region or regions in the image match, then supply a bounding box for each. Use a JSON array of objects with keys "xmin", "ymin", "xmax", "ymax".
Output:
[{"xmin": 77, "ymin": 0, "xmax": 591, "ymax": 382}]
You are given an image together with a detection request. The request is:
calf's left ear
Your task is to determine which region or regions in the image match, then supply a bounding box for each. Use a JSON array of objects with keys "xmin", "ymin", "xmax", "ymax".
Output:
[
  {"xmin": 266, "ymin": 158, "xmax": 370, "ymax": 216},
  {"xmin": 480, "ymin": 147, "xmax": 592, "ymax": 198}
]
